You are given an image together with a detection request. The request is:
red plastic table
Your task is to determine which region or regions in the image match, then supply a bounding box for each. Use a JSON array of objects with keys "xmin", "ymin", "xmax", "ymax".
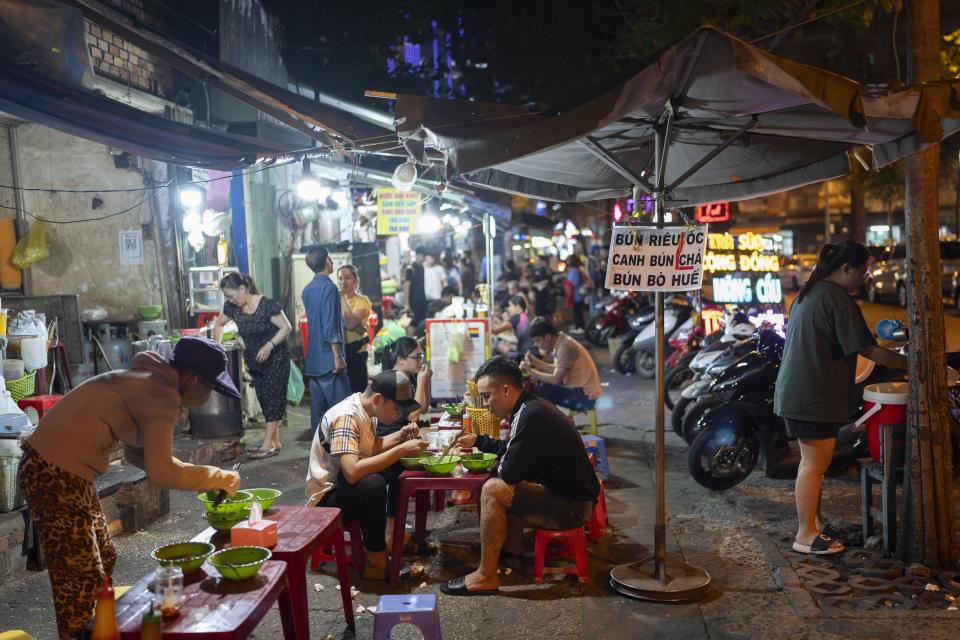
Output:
[
  {"xmin": 116, "ymin": 560, "xmax": 293, "ymax": 639},
  {"xmin": 390, "ymin": 470, "xmax": 493, "ymax": 584},
  {"xmin": 193, "ymin": 506, "xmax": 355, "ymax": 636}
]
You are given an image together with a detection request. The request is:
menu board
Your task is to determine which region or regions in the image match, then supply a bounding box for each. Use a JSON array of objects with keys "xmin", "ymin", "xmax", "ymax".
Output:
[
  {"xmin": 425, "ymin": 318, "xmax": 490, "ymax": 402},
  {"xmin": 376, "ymin": 189, "xmax": 421, "ymax": 235}
]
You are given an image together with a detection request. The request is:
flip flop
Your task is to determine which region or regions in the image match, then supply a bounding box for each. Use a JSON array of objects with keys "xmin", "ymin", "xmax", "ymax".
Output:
[
  {"xmin": 439, "ymin": 575, "xmax": 499, "ymax": 596},
  {"xmin": 247, "ymin": 448, "xmax": 280, "ymax": 459},
  {"xmin": 792, "ymin": 531, "xmax": 845, "ymax": 555}
]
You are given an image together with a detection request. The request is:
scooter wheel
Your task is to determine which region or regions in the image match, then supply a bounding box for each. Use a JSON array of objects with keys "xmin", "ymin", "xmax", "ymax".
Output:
[
  {"xmin": 614, "ymin": 342, "xmax": 636, "ymax": 375},
  {"xmin": 687, "ymin": 427, "xmax": 760, "ymax": 490},
  {"xmin": 671, "ymin": 396, "xmax": 694, "ymax": 437},
  {"xmin": 634, "ymin": 349, "xmax": 656, "ymax": 379},
  {"xmin": 682, "ymin": 397, "xmax": 724, "ymax": 445},
  {"xmin": 664, "ymin": 365, "xmax": 694, "ymax": 411}
]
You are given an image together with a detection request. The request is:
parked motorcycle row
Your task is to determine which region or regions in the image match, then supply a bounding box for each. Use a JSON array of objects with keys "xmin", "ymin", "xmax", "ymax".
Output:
[{"xmin": 586, "ymin": 294, "xmax": 958, "ymax": 492}]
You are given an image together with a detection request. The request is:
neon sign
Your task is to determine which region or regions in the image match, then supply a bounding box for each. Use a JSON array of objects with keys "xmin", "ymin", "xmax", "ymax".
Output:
[{"xmin": 696, "ymin": 202, "xmax": 730, "ymax": 223}]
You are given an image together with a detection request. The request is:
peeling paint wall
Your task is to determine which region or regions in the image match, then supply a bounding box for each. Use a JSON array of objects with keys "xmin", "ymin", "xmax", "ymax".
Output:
[{"xmin": 14, "ymin": 124, "xmax": 167, "ymax": 320}]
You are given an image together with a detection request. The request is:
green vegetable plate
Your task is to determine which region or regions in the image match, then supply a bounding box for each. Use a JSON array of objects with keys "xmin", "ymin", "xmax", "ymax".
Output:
[
  {"xmin": 442, "ymin": 403, "xmax": 464, "ymax": 417},
  {"xmin": 461, "ymin": 452, "xmax": 498, "ymax": 472},
  {"xmin": 151, "ymin": 541, "xmax": 215, "ymax": 573},
  {"xmin": 209, "ymin": 546, "xmax": 271, "ymax": 581}
]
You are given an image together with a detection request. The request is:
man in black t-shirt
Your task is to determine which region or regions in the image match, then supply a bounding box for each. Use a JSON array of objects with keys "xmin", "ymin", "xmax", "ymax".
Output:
[
  {"xmin": 403, "ymin": 248, "xmax": 427, "ymax": 325},
  {"xmin": 440, "ymin": 357, "xmax": 600, "ymax": 596}
]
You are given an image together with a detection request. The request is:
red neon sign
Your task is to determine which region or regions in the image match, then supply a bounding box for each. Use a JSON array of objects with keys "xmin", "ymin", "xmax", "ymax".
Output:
[{"xmin": 695, "ymin": 202, "xmax": 730, "ymax": 223}]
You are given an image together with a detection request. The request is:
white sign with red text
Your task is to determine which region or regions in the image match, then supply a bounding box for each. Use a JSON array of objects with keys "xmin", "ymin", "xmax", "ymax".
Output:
[{"xmin": 605, "ymin": 225, "xmax": 708, "ymax": 292}]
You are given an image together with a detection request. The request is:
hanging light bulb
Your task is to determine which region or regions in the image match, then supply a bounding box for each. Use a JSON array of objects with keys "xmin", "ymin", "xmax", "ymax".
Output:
[
  {"xmin": 391, "ymin": 159, "xmax": 418, "ymax": 190},
  {"xmin": 296, "ymin": 158, "xmax": 323, "ymax": 202},
  {"xmin": 179, "ymin": 184, "xmax": 204, "ymax": 209},
  {"xmin": 418, "ymin": 212, "xmax": 441, "ymax": 234}
]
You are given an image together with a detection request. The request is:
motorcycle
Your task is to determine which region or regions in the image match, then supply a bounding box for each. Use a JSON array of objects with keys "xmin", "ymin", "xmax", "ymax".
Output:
[
  {"xmin": 586, "ymin": 291, "xmax": 649, "ymax": 348},
  {"xmin": 631, "ymin": 296, "xmax": 696, "ymax": 379},
  {"xmin": 684, "ymin": 320, "xmax": 956, "ymax": 491},
  {"xmin": 613, "ymin": 309, "xmax": 656, "ymax": 375},
  {"xmin": 670, "ymin": 322, "xmax": 759, "ymax": 437}
]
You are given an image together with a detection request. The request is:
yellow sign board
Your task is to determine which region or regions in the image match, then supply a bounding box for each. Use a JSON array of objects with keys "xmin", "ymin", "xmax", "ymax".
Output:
[{"xmin": 377, "ymin": 189, "xmax": 420, "ymax": 235}]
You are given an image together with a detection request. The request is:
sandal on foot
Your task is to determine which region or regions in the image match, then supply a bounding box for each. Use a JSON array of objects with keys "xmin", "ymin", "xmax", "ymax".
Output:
[
  {"xmin": 792, "ymin": 532, "xmax": 845, "ymax": 555},
  {"xmin": 247, "ymin": 448, "xmax": 280, "ymax": 459},
  {"xmin": 821, "ymin": 523, "xmax": 848, "ymax": 541},
  {"xmin": 439, "ymin": 575, "xmax": 499, "ymax": 596}
]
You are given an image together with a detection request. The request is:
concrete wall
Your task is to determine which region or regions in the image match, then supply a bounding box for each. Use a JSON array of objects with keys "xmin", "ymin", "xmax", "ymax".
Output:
[{"xmin": 14, "ymin": 124, "xmax": 166, "ymax": 319}]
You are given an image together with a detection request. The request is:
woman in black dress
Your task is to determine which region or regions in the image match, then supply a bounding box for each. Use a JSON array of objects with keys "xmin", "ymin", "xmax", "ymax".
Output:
[{"xmin": 213, "ymin": 272, "xmax": 292, "ymax": 458}]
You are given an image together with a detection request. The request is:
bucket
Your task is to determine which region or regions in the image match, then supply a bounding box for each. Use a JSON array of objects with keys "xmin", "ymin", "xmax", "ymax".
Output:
[{"xmin": 859, "ymin": 382, "xmax": 908, "ymax": 464}]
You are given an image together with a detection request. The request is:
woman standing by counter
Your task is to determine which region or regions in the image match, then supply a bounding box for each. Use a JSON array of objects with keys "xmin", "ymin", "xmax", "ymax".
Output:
[
  {"xmin": 338, "ymin": 264, "xmax": 373, "ymax": 393},
  {"xmin": 213, "ymin": 272, "xmax": 292, "ymax": 458}
]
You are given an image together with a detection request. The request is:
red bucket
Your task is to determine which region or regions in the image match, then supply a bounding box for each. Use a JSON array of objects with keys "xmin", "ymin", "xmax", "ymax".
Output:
[{"xmin": 860, "ymin": 382, "xmax": 907, "ymax": 463}]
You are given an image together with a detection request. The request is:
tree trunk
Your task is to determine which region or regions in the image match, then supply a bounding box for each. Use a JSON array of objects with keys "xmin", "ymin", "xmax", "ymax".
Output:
[
  {"xmin": 896, "ymin": 0, "xmax": 957, "ymax": 568},
  {"xmin": 849, "ymin": 163, "xmax": 866, "ymax": 243}
]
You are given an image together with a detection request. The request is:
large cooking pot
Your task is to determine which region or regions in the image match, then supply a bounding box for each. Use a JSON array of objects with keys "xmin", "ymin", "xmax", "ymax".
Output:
[{"xmin": 188, "ymin": 344, "xmax": 242, "ymax": 438}]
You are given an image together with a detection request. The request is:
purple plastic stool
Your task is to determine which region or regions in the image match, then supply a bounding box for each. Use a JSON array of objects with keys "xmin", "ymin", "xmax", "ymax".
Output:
[{"xmin": 372, "ymin": 594, "xmax": 441, "ymax": 639}]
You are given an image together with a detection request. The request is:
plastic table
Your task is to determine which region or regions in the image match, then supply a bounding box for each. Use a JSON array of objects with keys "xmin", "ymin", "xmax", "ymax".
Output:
[
  {"xmin": 193, "ymin": 506, "xmax": 355, "ymax": 636},
  {"xmin": 389, "ymin": 470, "xmax": 492, "ymax": 584},
  {"xmin": 115, "ymin": 560, "xmax": 293, "ymax": 639}
]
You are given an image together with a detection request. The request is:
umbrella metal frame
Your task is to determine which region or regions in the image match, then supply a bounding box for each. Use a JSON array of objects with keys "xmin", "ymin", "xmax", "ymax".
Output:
[{"xmin": 593, "ymin": 112, "xmax": 712, "ymax": 603}]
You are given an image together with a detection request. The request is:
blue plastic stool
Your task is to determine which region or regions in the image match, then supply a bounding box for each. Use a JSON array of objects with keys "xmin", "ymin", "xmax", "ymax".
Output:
[
  {"xmin": 373, "ymin": 594, "xmax": 441, "ymax": 640},
  {"xmin": 567, "ymin": 407, "xmax": 598, "ymax": 435},
  {"xmin": 581, "ymin": 434, "xmax": 609, "ymax": 476}
]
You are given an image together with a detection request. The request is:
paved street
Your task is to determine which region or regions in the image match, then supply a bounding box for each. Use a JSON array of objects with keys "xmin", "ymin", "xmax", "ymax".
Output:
[{"xmin": 3, "ymin": 343, "xmax": 960, "ymax": 639}]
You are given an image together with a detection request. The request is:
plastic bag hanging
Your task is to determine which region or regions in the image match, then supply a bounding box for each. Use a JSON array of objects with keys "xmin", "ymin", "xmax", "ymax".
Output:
[{"xmin": 11, "ymin": 221, "xmax": 49, "ymax": 269}]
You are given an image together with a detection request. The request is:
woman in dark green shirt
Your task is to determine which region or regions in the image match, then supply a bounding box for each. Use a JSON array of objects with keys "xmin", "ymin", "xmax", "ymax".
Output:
[{"xmin": 774, "ymin": 241, "xmax": 906, "ymax": 555}]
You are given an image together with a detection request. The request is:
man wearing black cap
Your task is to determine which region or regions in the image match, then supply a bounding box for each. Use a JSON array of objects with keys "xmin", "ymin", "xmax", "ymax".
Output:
[
  {"xmin": 19, "ymin": 337, "xmax": 243, "ymax": 638},
  {"xmin": 306, "ymin": 369, "xmax": 428, "ymax": 579}
]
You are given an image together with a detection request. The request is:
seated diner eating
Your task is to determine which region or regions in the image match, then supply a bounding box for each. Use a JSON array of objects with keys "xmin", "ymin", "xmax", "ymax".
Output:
[
  {"xmin": 520, "ymin": 316, "xmax": 602, "ymax": 412},
  {"xmin": 440, "ymin": 356, "xmax": 600, "ymax": 595},
  {"xmin": 306, "ymin": 369, "xmax": 428, "ymax": 579}
]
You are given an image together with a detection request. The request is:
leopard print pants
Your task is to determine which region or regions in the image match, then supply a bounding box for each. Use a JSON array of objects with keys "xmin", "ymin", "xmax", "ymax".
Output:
[{"xmin": 18, "ymin": 443, "xmax": 117, "ymax": 639}]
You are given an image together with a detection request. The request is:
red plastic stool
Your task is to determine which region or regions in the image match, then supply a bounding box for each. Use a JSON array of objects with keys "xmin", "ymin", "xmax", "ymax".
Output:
[
  {"xmin": 310, "ymin": 520, "xmax": 364, "ymax": 572},
  {"xmin": 585, "ymin": 481, "xmax": 608, "ymax": 541},
  {"xmin": 533, "ymin": 527, "xmax": 589, "ymax": 584},
  {"xmin": 18, "ymin": 394, "xmax": 64, "ymax": 420}
]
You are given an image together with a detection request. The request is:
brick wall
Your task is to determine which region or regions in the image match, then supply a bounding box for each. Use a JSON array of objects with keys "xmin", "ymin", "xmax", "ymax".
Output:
[{"xmin": 84, "ymin": 0, "xmax": 173, "ymax": 97}]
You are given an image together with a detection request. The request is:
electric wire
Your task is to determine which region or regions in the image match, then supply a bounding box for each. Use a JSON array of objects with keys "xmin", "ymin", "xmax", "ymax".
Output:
[
  {"xmin": 0, "ymin": 184, "xmax": 168, "ymax": 224},
  {"xmin": 750, "ymin": 0, "xmax": 870, "ymax": 44}
]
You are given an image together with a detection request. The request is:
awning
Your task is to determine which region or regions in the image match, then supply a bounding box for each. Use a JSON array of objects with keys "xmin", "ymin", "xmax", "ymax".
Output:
[{"xmin": 0, "ymin": 63, "xmax": 290, "ymax": 168}]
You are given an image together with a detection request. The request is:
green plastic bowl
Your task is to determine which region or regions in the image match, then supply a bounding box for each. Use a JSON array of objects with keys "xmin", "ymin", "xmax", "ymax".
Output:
[
  {"xmin": 197, "ymin": 490, "xmax": 253, "ymax": 516},
  {"xmin": 246, "ymin": 487, "xmax": 282, "ymax": 510},
  {"xmin": 400, "ymin": 457, "xmax": 425, "ymax": 470},
  {"xmin": 461, "ymin": 452, "xmax": 498, "ymax": 472},
  {"xmin": 151, "ymin": 541, "xmax": 215, "ymax": 574},
  {"xmin": 208, "ymin": 546, "xmax": 271, "ymax": 581},
  {"xmin": 442, "ymin": 403, "xmax": 464, "ymax": 417},
  {"xmin": 422, "ymin": 455, "xmax": 460, "ymax": 476},
  {"xmin": 138, "ymin": 304, "xmax": 163, "ymax": 320},
  {"xmin": 203, "ymin": 510, "xmax": 251, "ymax": 531}
]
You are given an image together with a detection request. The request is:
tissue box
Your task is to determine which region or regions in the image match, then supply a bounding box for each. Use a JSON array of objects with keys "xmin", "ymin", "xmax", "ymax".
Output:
[{"xmin": 230, "ymin": 519, "xmax": 278, "ymax": 548}]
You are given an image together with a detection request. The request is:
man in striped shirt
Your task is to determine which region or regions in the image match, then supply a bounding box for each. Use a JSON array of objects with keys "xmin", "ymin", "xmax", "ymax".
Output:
[{"xmin": 306, "ymin": 370, "xmax": 428, "ymax": 579}]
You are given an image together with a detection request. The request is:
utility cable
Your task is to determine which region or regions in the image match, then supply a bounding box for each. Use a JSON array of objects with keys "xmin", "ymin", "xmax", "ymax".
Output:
[{"xmin": 750, "ymin": 0, "xmax": 870, "ymax": 44}]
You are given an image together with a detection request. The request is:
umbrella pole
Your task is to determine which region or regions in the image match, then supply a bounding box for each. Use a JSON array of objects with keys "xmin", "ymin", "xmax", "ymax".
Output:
[{"xmin": 609, "ymin": 121, "xmax": 711, "ymax": 603}]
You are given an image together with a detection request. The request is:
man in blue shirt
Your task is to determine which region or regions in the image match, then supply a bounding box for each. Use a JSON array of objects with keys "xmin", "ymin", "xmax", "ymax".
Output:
[{"xmin": 302, "ymin": 245, "xmax": 350, "ymax": 438}]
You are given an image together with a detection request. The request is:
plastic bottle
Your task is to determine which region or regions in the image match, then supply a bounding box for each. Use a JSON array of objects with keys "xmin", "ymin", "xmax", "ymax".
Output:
[
  {"xmin": 91, "ymin": 575, "xmax": 120, "ymax": 640},
  {"xmin": 140, "ymin": 603, "xmax": 163, "ymax": 639},
  {"xmin": 462, "ymin": 412, "xmax": 473, "ymax": 435},
  {"xmin": 217, "ymin": 234, "xmax": 228, "ymax": 267}
]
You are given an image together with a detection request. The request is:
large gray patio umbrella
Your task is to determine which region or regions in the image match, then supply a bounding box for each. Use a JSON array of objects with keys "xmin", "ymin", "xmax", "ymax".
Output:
[{"xmin": 391, "ymin": 25, "xmax": 960, "ymax": 601}]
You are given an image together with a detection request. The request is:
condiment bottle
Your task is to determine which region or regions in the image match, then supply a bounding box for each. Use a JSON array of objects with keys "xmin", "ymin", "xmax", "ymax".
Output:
[
  {"xmin": 152, "ymin": 565, "xmax": 184, "ymax": 620},
  {"xmin": 140, "ymin": 603, "xmax": 163, "ymax": 639},
  {"xmin": 217, "ymin": 234, "xmax": 229, "ymax": 267},
  {"xmin": 91, "ymin": 575, "xmax": 120, "ymax": 640},
  {"xmin": 462, "ymin": 411, "xmax": 473, "ymax": 435}
]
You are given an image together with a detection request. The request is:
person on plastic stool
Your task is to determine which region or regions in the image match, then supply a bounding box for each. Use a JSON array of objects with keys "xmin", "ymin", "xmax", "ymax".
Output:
[
  {"xmin": 305, "ymin": 370, "xmax": 428, "ymax": 579},
  {"xmin": 19, "ymin": 337, "xmax": 242, "ymax": 638},
  {"xmin": 441, "ymin": 356, "xmax": 600, "ymax": 595},
  {"xmin": 521, "ymin": 317, "xmax": 602, "ymax": 412}
]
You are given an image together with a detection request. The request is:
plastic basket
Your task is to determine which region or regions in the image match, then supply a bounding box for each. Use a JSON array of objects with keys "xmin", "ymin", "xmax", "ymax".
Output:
[
  {"xmin": 466, "ymin": 406, "xmax": 499, "ymax": 438},
  {"xmin": 5, "ymin": 370, "xmax": 36, "ymax": 402},
  {"xmin": 0, "ymin": 453, "xmax": 24, "ymax": 512}
]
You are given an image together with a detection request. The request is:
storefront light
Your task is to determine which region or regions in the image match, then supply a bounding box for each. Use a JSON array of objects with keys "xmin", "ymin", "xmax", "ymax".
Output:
[
  {"xmin": 391, "ymin": 159, "xmax": 418, "ymax": 190},
  {"xmin": 296, "ymin": 159, "xmax": 323, "ymax": 202},
  {"xmin": 179, "ymin": 184, "xmax": 204, "ymax": 209},
  {"xmin": 418, "ymin": 212, "xmax": 442, "ymax": 234}
]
